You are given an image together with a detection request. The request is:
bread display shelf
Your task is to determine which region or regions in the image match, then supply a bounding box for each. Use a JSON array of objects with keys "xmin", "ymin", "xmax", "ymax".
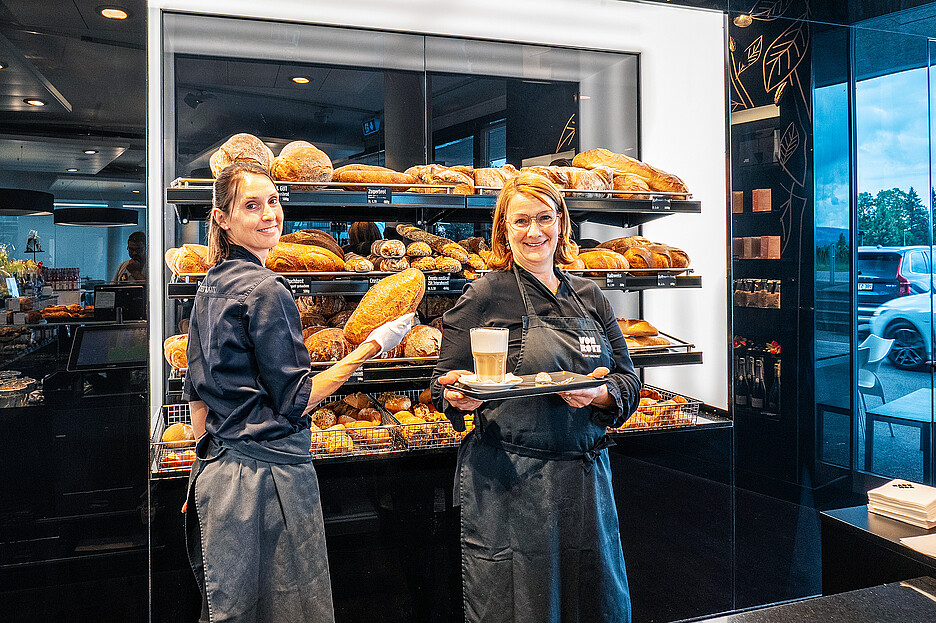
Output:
[
  {"xmin": 167, "ymin": 273, "xmax": 469, "ymax": 298},
  {"xmin": 150, "ymin": 404, "xmax": 197, "ymax": 479},
  {"xmin": 166, "ymin": 178, "xmax": 700, "ymax": 227},
  {"xmin": 377, "ymin": 388, "xmax": 474, "ymax": 451}
]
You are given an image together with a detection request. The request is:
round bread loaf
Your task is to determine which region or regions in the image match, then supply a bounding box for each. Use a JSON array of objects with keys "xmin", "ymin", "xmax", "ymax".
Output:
[
  {"xmin": 665, "ymin": 246, "xmax": 690, "ymax": 268},
  {"xmin": 165, "ymin": 244, "xmax": 210, "ymax": 274},
  {"xmin": 302, "ymin": 326, "xmax": 327, "ymax": 340},
  {"xmin": 279, "ymin": 229, "xmax": 343, "ymax": 258},
  {"xmin": 311, "ymin": 408, "xmax": 337, "ymax": 429},
  {"xmin": 163, "ymin": 334, "xmax": 189, "ymax": 369},
  {"xmin": 343, "ymin": 268, "xmax": 426, "ymax": 344},
  {"xmin": 210, "ymin": 133, "xmax": 273, "ymax": 177},
  {"xmin": 406, "ymin": 241, "xmax": 432, "ymax": 258},
  {"xmin": 304, "ymin": 328, "xmax": 351, "ymax": 362},
  {"xmin": 271, "ymin": 141, "xmax": 333, "ymax": 183},
  {"xmin": 403, "ymin": 324, "xmax": 442, "ymax": 358},
  {"xmin": 297, "ymin": 295, "xmax": 346, "ymax": 318},
  {"xmin": 299, "ymin": 312, "xmax": 328, "ymax": 329},
  {"xmin": 409, "ymin": 256, "xmax": 437, "ymax": 272},
  {"xmin": 622, "ymin": 247, "xmax": 652, "ymax": 271},
  {"xmin": 435, "ymin": 256, "xmax": 462, "ymax": 273},
  {"xmin": 328, "ymin": 310, "xmax": 355, "ymax": 329},
  {"xmin": 646, "ymin": 245, "xmax": 672, "ymax": 269}
]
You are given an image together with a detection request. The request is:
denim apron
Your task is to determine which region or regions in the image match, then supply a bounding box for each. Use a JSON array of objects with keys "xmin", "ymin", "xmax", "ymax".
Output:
[
  {"xmin": 185, "ymin": 428, "xmax": 334, "ymax": 623},
  {"xmin": 456, "ymin": 266, "xmax": 631, "ymax": 623}
]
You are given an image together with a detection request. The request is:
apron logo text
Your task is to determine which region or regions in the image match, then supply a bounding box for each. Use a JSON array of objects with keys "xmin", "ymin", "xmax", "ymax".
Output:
[{"xmin": 579, "ymin": 336, "xmax": 602, "ymax": 358}]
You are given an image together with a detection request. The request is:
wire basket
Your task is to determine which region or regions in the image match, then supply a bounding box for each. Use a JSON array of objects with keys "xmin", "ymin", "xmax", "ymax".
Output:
[
  {"xmin": 309, "ymin": 392, "xmax": 405, "ymax": 458},
  {"xmin": 376, "ymin": 388, "xmax": 474, "ymax": 450},
  {"xmin": 609, "ymin": 385, "xmax": 700, "ymax": 433},
  {"xmin": 151, "ymin": 403, "xmax": 197, "ymax": 479}
]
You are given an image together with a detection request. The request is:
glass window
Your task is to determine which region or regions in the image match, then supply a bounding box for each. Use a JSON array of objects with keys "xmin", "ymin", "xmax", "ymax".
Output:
[{"xmin": 910, "ymin": 251, "xmax": 929, "ymax": 273}]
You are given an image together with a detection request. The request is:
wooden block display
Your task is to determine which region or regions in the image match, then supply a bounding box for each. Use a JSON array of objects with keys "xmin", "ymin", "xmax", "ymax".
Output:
[
  {"xmin": 732, "ymin": 191, "xmax": 744, "ymax": 214},
  {"xmin": 752, "ymin": 188, "xmax": 772, "ymax": 212}
]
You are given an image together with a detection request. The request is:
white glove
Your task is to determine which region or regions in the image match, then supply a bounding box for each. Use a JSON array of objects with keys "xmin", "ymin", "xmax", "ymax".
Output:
[{"xmin": 365, "ymin": 313, "xmax": 415, "ymax": 355}]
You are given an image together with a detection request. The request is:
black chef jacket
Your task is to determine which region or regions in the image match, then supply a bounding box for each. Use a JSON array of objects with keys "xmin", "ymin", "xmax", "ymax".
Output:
[
  {"xmin": 182, "ymin": 244, "xmax": 313, "ymax": 449},
  {"xmin": 432, "ymin": 266, "xmax": 641, "ymax": 429}
]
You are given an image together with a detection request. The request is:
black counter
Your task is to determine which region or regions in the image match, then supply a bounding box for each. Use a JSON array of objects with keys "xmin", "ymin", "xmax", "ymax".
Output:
[
  {"xmin": 692, "ymin": 576, "xmax": 936, "ymax": 623},
  {"xmin": 820, "ymin": 505, "xmax": 936, "ymax": 595}
]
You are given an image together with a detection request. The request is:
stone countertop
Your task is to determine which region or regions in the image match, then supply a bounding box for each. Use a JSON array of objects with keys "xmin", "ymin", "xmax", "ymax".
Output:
[{"xmin": 691, "ymin": 576, "xmax": 936, "ymax": 623}]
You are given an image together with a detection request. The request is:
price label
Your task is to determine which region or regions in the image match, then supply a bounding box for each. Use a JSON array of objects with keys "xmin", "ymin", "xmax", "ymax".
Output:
[
  {"xmin": 277, "ymin": 185, "xmax": 290, "ymax": 203},
  {"xmin": 349, "ymin": 369, "xmax": 364, "ymax": 382},
  {"xmin": 285, "ymin": 276, "xmax": 311, "ymax": 295},
  {"xmin": 368, "ymin": 276, "xmax": 382, "ymax": 286},
  {"xmin": 605, "ymin": 272, "xmax": 625, "ymax": 289},
  {"xmin": 367, "ymin": 188, "xmax": 392, "ymax": 204},
  {"xmin": 656, "ymin": 273, "xmax": 677, "ymax": 288},
  {"xmin": 651, "ymin": 196, "xmax": 672, "ymax": 211},
  {"xmin": 426, "ymin": 274, "xmax": 451, "ymax": 292}
]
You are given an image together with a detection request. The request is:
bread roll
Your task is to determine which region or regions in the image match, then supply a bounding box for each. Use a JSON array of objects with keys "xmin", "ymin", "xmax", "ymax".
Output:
[
  {"xmin": 410, "ymin": 257, "xmax": 437, "ymax": 272},
  {"xmin": 402, "ymin": 324, "xmax": 442, "ymax": 358},
  {"xmin": 419, "ymin": 387, "xmax": 433, "ymax": 404},
  {"xmin": 312, "ymin": 408, "xmax": 337, "ymax": 429},
  {"xmin": 210, "ymin": 133, "xmax": 273, "ymax": 177},
  {"xmin": 163, "ymin": 334, "xmax": 188, "ymax": 369},
  {"xmin": 406, "ymin": 241, "xmax": 433, "ymax": 258},
  {"xmin": 279, "ymin": 229, "xmax": 343, "ymax": 258},
  {"xmin": 271, "ymin": 141, "xmax": 333, "ymax": 183},
  {"xmin": 380, "ymin": 393, "xmax": 412, "ymax": 413},
  {"xmin": 265, "ymin": 242, "xmax": 344, "ymax": 273},
  {"xmin": 435, "ymin": 257, "xmax": 462, "ymax": 273},
  {"xmin": 465, "ymin": 253, "xmax": 486, "ymax": 271},
  {"xmin": 572, "ymin": 148, "xmax": 688, "ymax": 194},
  {"xmin": 304, "ymin": 328, "xmax": 351, "ymax": 362},
  {"xmin": 616, "ymin": 319, "xmax": 659, "ymax": 337},
  {"xmin": 377, "ymin": 257, "xmax": 410, "ymax": 272},
  {"xmin": 579, "ymin": 249, "xmax": 629, "ymax": 271},
  {"xmin": 396, "ymin": 224, "xmax": 470, "ymax": 262},
  {"xmin": 332, "ymin": 164, "xmax": 418, "ymax": 190},
  {"xmin": 371, "ymin": 239, "xmax": 406, "ymax": 259},
  {"xmin": 343, "ymin": 268, "xmax": 426, "ymax": 344}
]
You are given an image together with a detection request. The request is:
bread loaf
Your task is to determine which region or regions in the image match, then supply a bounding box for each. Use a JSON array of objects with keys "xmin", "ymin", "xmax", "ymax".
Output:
[
  {"xmin": 612, "ymin": 173, "xmax": 651, "ymax": 199},
  {"xmin": 343, "ymin": 252, "xmax": 374, "ymax": 273},
  {"xmin": 297, "ymin": 295, "xmax": 346, "ymax": 318},
  {"xmin": 473, "ymin": 164, "xmax": 519, "ymax": 194},
  {"xmin": 163, "ymin": 334, "xmax": 188, "ymax": 369},
  {"xmin": 379, "ymin": 393, "xmax": 412, "ymax": 413},
  {"xmin": 561, "ymin": 258, "xmax": 586, "ymax": 270},
  {"xmin": 579, "ymin": 249, "xmax": 629, "ymax": 271},
  {"xmin": 396, "ymin": 224, "xmax": 469, "ymax": 262},
  {"xmin": 646, "ymin": 245, "xmax": 672, "ymax": 269},
  {"xmin": 371, "ymin": 239, "xmax": 406, "ymax": 259},
  {"xmin": 210, "ymin": 133, "xmax": 273, "ymax": 177},
  {"xmin": 165, "ymin": 244, "xmax": 210, "ymax": 274},
  {"xmin": 279, "ymin": 229, "xmax": 343, "ymax": 258},
  {"xmin": 328, "ymin": 310, "xmax": 354, "ymax": 328},
  {"xmin": 343, "ymin": 268, "xmax": 426, "ymax": 344},
  {"xmin": 633, "ymin": 335, "xmax": 671, "ymax": 347},
  {"xmin": 377, "ymin": 257, "xmax": 410, "ymax": 272},
  {"xmin": 406, "ymin": 241, "xmax": 433, "ymax": 258},
  {"xmin": 409, "ymin": 256, "xmax": 437, "ymax": 271},
  {"xmin": 465, "ymin": 253, "xmax": 486, "ymax": 271},
  {"xmin": 572, "ymin": 148, "xmax": 688, "ymax": 194},
  {"xmin": 419, "ymin": 387, "xmax": 433, "ymax": 404},
  {"xmin": 302, "ymin": 326, "xmax": 327, "ymax": 340},
  {"xmin": 271, "ymin": 141, "xmax": 333, "ymax": 183},
  {"xmin": 435, "ymin": 257, "xmax": 462, "ymax": 273},
  {"xmin": 563, "ymin": 166, "xmax": 612, "ymax": 197},
  {"xmin": 311, "ymin": 408, "xmax": 337, "ymax": 430},
  {"xmin": 596, "ymin": 236, "xmax": 650, "ymax": 254},
  {"xmin": 403, "ymin": 324, "xmax": 442, "ymax": 358},
  {"xmin": 616, "ymin": 319, "xmax": 659, "ymax": 337},
  {"xmin": 265, "ymin": 242, "xmax": 344, "ymax": 273},
  {"xmin": 405, "ymin": 164, "xmax": 475, "ymax": 194},
  {"xmin": 332, "ymin": 164, "xmax": 418, "ymax": 191},
  {"xmin": 665, "ymin": 246, "xmax": 690, "ymax": 268},
  {"xmin": 622, "ymin": 247, "xmax": 652, "ymax": 271},
  {"xmin": 458, "ymin": 237, "xmax": 490, "ymax": 254},
  {"xmin": 304, "ymin": 328, "xmax": 351, "ymax": 362},
  {"xmin": 343, "ymin": 392, "xmax": 372, "ymax": 410},
  {"xmin": 299, "ymin": 312, "xmax": 327, "ymax": 329}
]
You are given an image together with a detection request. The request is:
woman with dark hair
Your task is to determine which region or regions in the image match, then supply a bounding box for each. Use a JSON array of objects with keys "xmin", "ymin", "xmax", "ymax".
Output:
[
  {"xmin": 343, "ymin": 221, "xmax": 382, "ymax": 256},
  {"xmin": 183, "ymin": 162, "xmax": 413, "ymax": 622},
  {"xmin": 432, "ymin": 172, "xmax": 640, "ymax": 622}
]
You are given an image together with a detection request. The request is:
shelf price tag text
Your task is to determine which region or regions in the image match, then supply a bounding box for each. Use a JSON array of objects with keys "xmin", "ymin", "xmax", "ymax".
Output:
[
  {"xmin": 276, "ymin": 185, "xmax": 290, "ymax": 203},
  {"xmin": 426, "ymin": 274, "xmax": 451, "ymax": 292},
  {"xmin": 605, "ymin": 272, "xmax": 625, "ymax": 289},
  {"xmin": 651, "ymin": 196, "xmax": 671, "ymax": 211},
  {"xmin": 657, "ymin": 273, "xmax": 677, "ymax": 288},
  {"xmin": 367, "ymin": 188, "xmax": 392, "ymax": 204},
  {"xmin": 285, "ymin": 276, "xmax": 311, "ymax": 295}
]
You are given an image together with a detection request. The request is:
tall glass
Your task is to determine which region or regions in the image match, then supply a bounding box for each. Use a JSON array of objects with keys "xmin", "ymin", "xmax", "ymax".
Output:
[{"xmin": 470, "ymin": 327, "xmax": 509, "ymax": 383}]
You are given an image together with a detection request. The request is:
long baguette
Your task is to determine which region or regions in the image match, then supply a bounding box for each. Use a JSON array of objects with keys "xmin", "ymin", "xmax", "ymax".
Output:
[{"xmin": 396, "ymin": 224, "xmax": 469, "ymax": 263}]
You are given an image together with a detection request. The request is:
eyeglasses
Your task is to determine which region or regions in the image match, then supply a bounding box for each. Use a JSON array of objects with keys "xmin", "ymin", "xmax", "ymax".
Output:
[{"xmin": 506, "ymin": 212, "xmax": 558, "ymax": 231}]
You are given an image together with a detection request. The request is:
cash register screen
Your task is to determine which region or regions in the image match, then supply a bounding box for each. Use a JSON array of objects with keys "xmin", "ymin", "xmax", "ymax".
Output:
[{"xmin": 67, "ymin": 325, "xmax": 148, "ymax": 371}]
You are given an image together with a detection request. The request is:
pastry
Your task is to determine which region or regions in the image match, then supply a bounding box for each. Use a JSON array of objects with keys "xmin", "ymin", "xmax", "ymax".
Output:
[
  {"xmin": 343, "ymin": 268, "xmax": 426, "ymax": 344},
  {"xmin": 270, "ymin": 141, "xmax": 333, "ymax": 183}
]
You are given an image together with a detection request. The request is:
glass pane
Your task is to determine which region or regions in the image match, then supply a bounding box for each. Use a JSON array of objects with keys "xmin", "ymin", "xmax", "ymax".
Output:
[{"xmin": 855, "ymin": 27, "xmax": 933, "ymax": 482}]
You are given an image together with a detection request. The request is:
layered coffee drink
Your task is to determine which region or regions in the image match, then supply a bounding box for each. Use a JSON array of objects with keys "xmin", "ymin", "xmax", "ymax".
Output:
[{"xmin": 470, "ymin": 327, "xmax": 508, "ymax": 383}]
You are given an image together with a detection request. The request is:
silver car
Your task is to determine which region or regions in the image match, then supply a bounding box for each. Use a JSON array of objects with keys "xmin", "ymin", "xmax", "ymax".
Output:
[{"xmin": 869, "ymin": 292, "xmax": 934, "ymax": 370}]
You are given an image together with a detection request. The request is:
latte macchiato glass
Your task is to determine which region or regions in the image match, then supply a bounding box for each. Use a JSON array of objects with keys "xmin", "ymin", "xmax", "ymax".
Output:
[{"xmin": 470, "ymin": 327, "xmax": 509, "ymax": 383}]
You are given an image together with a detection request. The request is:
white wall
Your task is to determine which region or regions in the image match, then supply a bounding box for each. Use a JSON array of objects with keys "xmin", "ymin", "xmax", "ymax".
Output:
[{"xmin": 148, "ymin": 0, "xmax": 728, "ymax": 409}]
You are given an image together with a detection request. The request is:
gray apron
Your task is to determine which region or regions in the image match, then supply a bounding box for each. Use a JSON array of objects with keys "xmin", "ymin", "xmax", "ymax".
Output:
[
  {"xmin": 456, "ymin": 266, "xmax": 631, "ymax": 623},
  {"xmin": 185, "ymin": 428, "xmax": 335, "ymax": 623}
]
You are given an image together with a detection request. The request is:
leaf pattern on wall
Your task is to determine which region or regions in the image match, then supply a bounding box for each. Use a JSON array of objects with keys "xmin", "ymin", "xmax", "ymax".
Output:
[
  {"xmin": 738, "ymin": 36, "xmax": 763, "ymax": 75},
  {"xmin": 751, "ymin": 0, "xmax": 793, "ymax": 21},
  {"xmin": 778, "ymin": 123, "xmax": 799, "ymax": 165},
  {"xmin": 763, "ymin": 18, "xmax": 808, "ymax": 95}
]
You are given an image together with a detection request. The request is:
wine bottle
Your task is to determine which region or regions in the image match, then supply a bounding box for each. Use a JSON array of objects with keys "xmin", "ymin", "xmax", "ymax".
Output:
[
  {"xmin": 751, "ymin": 359, "xmax": 766, "ymax": 410},
  {"xmin": 766, "ymin": 361, "xmax": 780, "ymax": 414},
  {"xmin": 734, "ymin": 356, "xmax": 749, "ymax": 407}
]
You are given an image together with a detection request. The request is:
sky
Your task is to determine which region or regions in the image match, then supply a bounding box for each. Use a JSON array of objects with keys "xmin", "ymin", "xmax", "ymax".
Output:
[{"xmin": 814, "ymin": 67, "xmax": 931, "ymax": 230}]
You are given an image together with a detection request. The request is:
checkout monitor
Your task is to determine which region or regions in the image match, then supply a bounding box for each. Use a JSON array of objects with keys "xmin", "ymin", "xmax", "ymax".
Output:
[{"xmin": 67, "ymin": 324, "xmax": 148, "ymax": 371}]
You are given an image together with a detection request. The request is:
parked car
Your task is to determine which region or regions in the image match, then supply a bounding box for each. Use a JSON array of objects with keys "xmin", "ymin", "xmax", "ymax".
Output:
[
  {"xmin": 868, "ymin": 292, "xmax": 933, "ymax": 370},
  {"xmin": 858, "ymin": 246, "xmax": 932, "ymax": 329}
]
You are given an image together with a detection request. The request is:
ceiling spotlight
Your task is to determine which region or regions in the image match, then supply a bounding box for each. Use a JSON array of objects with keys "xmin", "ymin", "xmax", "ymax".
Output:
[
  {"xmin": 291, "ymin": 76, "xmax": 310, "ymax": 84},
  {"xmin": 84, "ymin": 149, "xmax": 98, "ymax": 155},
  {"xmin": 24, "ymin": 98, "xmax": 46, "ymax": 107},
  {"xmin": 733, "ymin": 14, "xmax": 753, "ymax": 27},
  {"xmin": 132, "ymin": 190, "xmax": 140, "ymax": 193},
  {"xmin": 67, "ymin": 168, "xmax": 78, "ymax": 172},
  {"xmin": 100, "ymin": 7, "xmax": 129, "ymax": 19},
  {"xmin": 0, "ymin": 62, "xmax": 5, "ymax": 69}
]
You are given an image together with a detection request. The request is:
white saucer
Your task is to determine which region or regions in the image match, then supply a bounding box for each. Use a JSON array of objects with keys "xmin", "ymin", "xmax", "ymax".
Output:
[{"xmin": 456, "ymin": 373, "xmax": 522, "ymax": 389}]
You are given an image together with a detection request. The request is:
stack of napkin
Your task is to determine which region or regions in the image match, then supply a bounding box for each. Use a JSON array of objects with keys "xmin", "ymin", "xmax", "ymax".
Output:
[{"xmin": 868, "ymin": 479, "xmax": 936, "ymax": 528}]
